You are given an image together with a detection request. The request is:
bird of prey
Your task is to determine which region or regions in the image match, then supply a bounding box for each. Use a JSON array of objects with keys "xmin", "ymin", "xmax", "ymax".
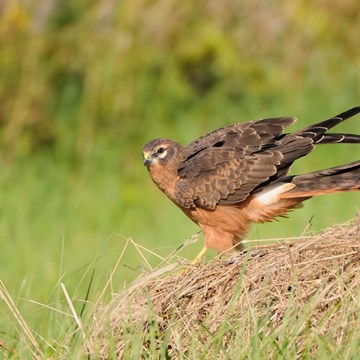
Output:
[{"xmin": 143, "ymin": 107, "xmax": 360, "ymax": 259}]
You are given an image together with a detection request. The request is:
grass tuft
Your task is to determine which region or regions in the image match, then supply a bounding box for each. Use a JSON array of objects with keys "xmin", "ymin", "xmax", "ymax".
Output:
[{"xmin": 88, "ymin": 214, "xmax": 360, "ymax": 359}]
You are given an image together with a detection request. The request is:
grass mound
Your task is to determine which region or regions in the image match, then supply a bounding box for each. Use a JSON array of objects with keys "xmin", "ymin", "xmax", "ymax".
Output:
[{"xmin": 88, "ymin": 215, "xmax": 360, "ymax": 359}]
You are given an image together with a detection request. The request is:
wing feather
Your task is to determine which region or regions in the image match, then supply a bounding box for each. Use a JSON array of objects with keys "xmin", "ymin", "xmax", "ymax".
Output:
[{"xmin": 174, "ymin": 117, "xmax": 297, "ymax": 209}]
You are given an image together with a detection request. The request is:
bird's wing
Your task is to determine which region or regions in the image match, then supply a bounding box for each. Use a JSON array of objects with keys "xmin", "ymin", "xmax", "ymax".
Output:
[{"xmin": 173, "ymin": 117, "xmax": 316, "ymax": 209}]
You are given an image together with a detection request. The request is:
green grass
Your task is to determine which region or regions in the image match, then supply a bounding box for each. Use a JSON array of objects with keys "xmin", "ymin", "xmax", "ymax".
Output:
[
  {"xmin": 80, "ymin": 236, "xmax": 360, "ymax": 360},
  {"xmin": 0, "ymin": 156, "xmax": 358, "ymax": 358},
  {"xmin": 0, "ymin": 129, "xmax": 358, "ymax": 358},
  {"xmin": 0, "ymin": 0, "xmax": 359, "ymax": 357}
]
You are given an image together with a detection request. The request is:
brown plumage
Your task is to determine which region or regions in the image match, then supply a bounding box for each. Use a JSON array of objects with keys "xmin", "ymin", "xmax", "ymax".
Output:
[{"xmin": 143, "ymin": 107, "xmax": 360, "ymax": 254}]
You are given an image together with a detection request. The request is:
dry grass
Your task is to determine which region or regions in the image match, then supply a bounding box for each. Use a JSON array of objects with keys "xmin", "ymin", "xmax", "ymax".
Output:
[{"xmin": 88, "ymin": 214, "xmax": 360, "ymax": 358}]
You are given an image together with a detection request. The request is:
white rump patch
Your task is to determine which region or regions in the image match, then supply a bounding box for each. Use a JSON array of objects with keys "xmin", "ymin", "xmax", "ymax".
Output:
[{"xmin": 254, "ymin": 182, "xmax": 295, "ymax": 205}]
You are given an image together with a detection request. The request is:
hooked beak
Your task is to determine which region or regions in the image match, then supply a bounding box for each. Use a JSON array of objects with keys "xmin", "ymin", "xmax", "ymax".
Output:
[{"xmin": 143, "ymin": 151, "xmax": 151, "ymax": 166}]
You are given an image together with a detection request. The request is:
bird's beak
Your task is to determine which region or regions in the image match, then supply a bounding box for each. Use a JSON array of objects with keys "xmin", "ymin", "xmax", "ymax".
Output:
[{"xmin": 143, "ymin": 151, "xmax": 151, "ymax": 166}]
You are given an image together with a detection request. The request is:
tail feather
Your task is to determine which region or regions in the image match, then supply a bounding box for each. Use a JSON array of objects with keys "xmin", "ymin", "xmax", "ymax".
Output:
[
  {"xmin": 313, "ymin": 106, "xmax": 360, "ymax": 130},
  {"xmin": 273, "ymin": 106, "xmax": 360, "ymax": 179},
  {"xmin": 281, "ymin": 160, "xmax": 360, "ymax": 199},
  {"xmin": 295, "ymin": 106, "xmax": 360, "ymax": 144},
  {"xmin": 319, "ymin": 133, "xmax": 360, "ymax": 144}
]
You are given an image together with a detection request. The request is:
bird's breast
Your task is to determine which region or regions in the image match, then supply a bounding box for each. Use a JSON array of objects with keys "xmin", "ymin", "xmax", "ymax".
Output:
[{"xmin": 148, "ymin": 164, "xmax": 180, "ymax": 202}]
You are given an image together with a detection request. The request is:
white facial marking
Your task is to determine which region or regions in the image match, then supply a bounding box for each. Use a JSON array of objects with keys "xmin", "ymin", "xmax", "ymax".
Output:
[{"xmin": 157, "ymin": 149, "xmax": 168, "ymax": 159}]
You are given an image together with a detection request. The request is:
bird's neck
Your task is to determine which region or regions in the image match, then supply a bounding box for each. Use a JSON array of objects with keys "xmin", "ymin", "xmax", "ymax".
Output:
[{"xmin": 149, "ymin": 161, "xmax": 180, "ymax": 201}]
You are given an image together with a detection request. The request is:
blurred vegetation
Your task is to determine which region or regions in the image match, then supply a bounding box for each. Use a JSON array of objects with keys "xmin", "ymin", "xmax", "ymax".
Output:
[
  {"xmin": 0, "ymin": 0, "xmax": 359, "ymax": 335},
  {"xmin": 1, "ymin": 0, "xmax": 359, "ymax": 159}
]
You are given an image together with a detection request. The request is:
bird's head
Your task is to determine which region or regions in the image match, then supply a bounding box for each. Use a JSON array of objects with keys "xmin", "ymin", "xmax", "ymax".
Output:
[{"xmin": 142, "ymin": 138, "xmax": 182, "ymax": 169}]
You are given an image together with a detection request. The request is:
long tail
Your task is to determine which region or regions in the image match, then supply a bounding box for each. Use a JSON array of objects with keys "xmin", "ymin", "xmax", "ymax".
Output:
[
  {"xmin": 273, "ymin": 106, "xmax": 360, "ymax": 179},
  {"xmin": 295, "ymin": 106, "xmax": 360, "ymax": 144},
  {"xmin": 282, "ymin": 160, "xmax": 360, "ymax": 199}
]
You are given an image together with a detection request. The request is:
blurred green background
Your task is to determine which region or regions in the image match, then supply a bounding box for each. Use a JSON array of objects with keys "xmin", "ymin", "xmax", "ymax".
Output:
[{"xmin": 0, "ymin": 0, "xmax": 359, "ymax": 326}]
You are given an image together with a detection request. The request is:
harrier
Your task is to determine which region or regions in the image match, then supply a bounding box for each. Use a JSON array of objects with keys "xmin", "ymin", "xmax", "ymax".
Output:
[{"xmin": 143, "ymin": 107, "xmax": 360, "ymax": 260}]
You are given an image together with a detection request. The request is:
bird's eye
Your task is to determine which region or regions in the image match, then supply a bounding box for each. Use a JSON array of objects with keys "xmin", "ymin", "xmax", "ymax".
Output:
[{"xmin": 156, "ymin": 147, "xmax": 165, "ymax": 154}]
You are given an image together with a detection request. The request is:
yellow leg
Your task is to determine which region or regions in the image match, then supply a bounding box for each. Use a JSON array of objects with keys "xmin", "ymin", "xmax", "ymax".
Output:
[
  {"xmin": 191, "ymin": 246, "xmax": 208, "ymax": 265},
  {"xmin": 178, "ymin": 246, "xmax": 208, "ymax": 276}
]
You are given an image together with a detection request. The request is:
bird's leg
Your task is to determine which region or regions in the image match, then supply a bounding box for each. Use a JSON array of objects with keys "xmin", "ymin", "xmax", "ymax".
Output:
[
  {"xmin": 178, "ymin": 246, "xmax": 208, "ymax": 276},
  {"xmin": 191, "ymin": 246, "xmax": 208, "ymax": 265}
]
